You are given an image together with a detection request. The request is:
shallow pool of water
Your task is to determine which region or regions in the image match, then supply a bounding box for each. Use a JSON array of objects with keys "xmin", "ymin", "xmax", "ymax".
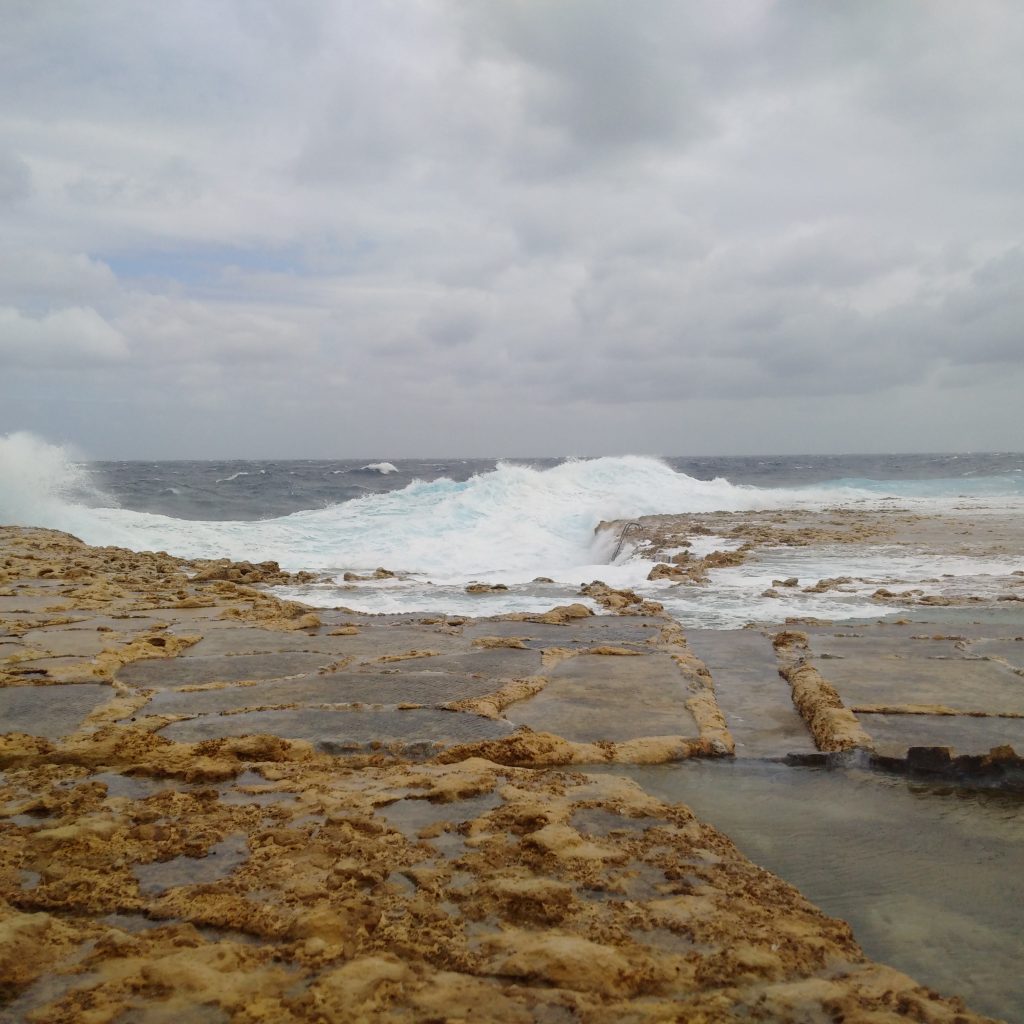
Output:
[{"xmin": 594, "ymin": 760, "xmax": 1024, "ymax": 1022}]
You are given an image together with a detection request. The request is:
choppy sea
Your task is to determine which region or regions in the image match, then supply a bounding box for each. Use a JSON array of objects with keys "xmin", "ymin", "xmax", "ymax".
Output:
[{"xmin": 2, "ymin": 432, "xmax": 1022, "ymax": 627}]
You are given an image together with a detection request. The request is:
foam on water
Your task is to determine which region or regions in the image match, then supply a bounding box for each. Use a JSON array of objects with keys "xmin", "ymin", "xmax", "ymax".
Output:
[
  {"xmin": 1, "ymin": 434, "xmax": 855, "ymax": 576},
  {"xmin": 650, "ymin": 544, "xmax": 1024, "ymax": 629},
  {"xmin": 215, "ymin": 470, "xmax": 266, "ymax": 484},
  {"xmin": 3, "ymin": 433, "xmax": 1022, "ymax": 624},
  {"xmin": 821, "ymin": 475, "xmax": 1024, "ymax": 498}
]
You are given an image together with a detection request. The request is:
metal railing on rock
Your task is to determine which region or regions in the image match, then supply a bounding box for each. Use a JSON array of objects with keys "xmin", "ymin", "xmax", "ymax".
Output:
[{"xmin": 610, "ymin": 521, "xmax": 643, "ymax": 561}]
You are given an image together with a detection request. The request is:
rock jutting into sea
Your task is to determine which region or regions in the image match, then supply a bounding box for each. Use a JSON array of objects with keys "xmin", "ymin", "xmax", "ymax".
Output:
[{"xmin": 0, "ymin": 526, "xmax": 1016, "ymax": 1022}]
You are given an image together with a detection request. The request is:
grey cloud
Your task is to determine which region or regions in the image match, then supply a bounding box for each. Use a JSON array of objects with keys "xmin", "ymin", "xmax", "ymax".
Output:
[
  {"xmin": 294, "ymin": 5, "xmax": 511, "ymax": 184},
  {"xmin": 114, "ymin": 295, "xmax": 321, "ymax": 365},
  {"xmin": 419, "ymin": 307, "xmax": 485, "ymax": 349},
  {"xmin": 936, "ymin": 249, "xmax": 1024, "ymax": 366},
  {"xmin": 738, "ymin": 229, "xmax": 916, "ymax": 290},
  {"xmin": 1, "ymin": 4, "xmax": 269, "ymax": 128},
  {"xmin": 0, "ymin": 250, "xmax": 117, "ymax": 310},
  {"xmin": 0, "ymin": 151, "xmax": 31, "ymax": 204},
  {"xmin": 66, "ymin": 158, "xmax": 205, "ymax": 208},
  {"xmin": 457, "ymin": 0, "xmax": 718, "ymax": 176},
  {"xmin": 1, "ymin": 1, "xmax": 1023, "ymax": 457},
  {"xmin": 464, "ymin": 1, "xmax": 709, "ymax": 155}
]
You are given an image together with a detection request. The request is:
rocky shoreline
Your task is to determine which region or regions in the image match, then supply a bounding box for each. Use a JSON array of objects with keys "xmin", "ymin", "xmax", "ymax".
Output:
[{"xmin": 0, "ymin": 526, "xmax": 1014, "ymax": 1021}]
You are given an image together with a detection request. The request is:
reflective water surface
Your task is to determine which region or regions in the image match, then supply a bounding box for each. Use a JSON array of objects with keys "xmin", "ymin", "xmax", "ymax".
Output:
[{"xmin": 597, "ymin": 760, "xmax": 1024, "ymax": 1022}]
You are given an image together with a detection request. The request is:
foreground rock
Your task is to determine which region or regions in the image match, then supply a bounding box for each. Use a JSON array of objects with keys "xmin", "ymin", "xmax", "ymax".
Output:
[
  {"xmin": 0, "ymin": 528, "xmax": 1004, "ymax": 1022},
  {"xmin": 0, "ymin": 530, "xmax": 731, "ymax": 767},
  {"xmin": 0, "ymin": 754, "xmax": 994, "ymax": 1023}
]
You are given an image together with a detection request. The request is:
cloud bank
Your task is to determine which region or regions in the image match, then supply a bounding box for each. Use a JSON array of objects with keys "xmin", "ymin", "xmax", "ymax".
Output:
[{"xmin": 2, "ymin": 1, "xmax": 1022, "ymax": 457}]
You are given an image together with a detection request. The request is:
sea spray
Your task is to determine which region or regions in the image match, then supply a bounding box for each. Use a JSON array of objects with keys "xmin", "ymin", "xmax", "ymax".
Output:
[
  {"xmin": 4, "ymin": 433, "xmax": 1023, "ymax": 625},
  {"xmin": 0, "ymin": 431, "xmax": 116, "ymax": 528},
  {"xmin": 0, "ymin": 437, "xmax": 841, "ymax": 577}
]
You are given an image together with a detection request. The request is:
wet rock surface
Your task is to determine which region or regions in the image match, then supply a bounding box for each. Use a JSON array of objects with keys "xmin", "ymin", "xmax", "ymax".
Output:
[
  {"xmin": 0, "ymin": 526, "xmax": 1015, "ymax": 1022},
  {"xmin": 861, "ymin": 715, "xmax": 1024, "ymax": 760},
  {"xmin": 144, "ymin": 670, "xmax": 505, "ymax": 716},
  {"xmin": 116, "ymin": 651, "xmax": 344, "ymax": 688},
  {"xmin": 608, "ymin": 758, "xmax": 1024, "ymax": 1022},
  {"xmin": 0, "ymin": 751, "xmax": 1001, "ymax": 1024},
  {"xmin": 159, "ymin": 707, "xmax": 516, "ymax": 752},
  {"xmin": 505, "ymin": 653, "xmax": 700, "ymax": 742},
  {"xmin": 0, "ymin": 684, "xmax": 113, "ymax": 741},
  {"xmin": 777, "ymin": 622, "xmax": 1024, "ymax": 765},
  {"xmin": 685, "ymin": 629, "xmax": 818, "ymax": 758}
]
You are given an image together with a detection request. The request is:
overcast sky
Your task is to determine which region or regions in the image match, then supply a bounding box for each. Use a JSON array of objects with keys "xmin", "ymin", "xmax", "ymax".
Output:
[{"xmin": 2, "ymin": 1, "xmax": 1023, "ymax": 458}]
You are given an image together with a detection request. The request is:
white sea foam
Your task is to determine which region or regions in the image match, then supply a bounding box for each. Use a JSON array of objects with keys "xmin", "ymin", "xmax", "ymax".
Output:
[
  {"xmin": 3, "ymin": 432, "xmax": 1022, "ymax": 625},
  {"xmin": 2, "ymin": 436, "xmax": 859, "ymax": 575},
  {"xmin": 215, "ymin": 470, "xmax": 266, "ymax": 484},
  {"xmin": 361, "ymin": 462, "xmax": 399, "ymax": 474},
  {"xmin": 0, "ymin": 431, "xmax": 117, "ymax": 527}
]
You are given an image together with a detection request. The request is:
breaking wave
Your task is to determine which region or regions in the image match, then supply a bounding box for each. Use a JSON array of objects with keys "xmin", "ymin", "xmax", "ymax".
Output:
[
  {"xmin": 1, "ymin": 433, "xmax": 855, "ymax": 579},
  {"xmin": 0, "ymin": 432, "xmax": 117, "ymax": 528},
  {"xmin": 2, "ymin": 432, "xmax": 1019, "ymax": 589}
]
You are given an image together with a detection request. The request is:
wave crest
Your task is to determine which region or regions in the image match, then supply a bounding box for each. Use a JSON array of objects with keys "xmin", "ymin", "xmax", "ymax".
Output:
[{"xmin": 0, "ymin": 442, "xmax": 809, "ymax": 578}]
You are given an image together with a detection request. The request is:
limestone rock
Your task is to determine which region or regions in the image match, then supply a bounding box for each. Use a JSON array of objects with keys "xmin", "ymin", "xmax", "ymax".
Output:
[
  {"xmin": 465, "ymin": 582, "xmax": 509, "ymax": 594},
  {"xmin": 647, "ymin": 562, "xmax": 687, "ymax": 581}
]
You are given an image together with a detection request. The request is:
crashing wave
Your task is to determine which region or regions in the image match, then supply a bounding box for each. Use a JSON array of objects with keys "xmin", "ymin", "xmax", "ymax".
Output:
[
  {"xmin": 1, "ymin": 434, "xmax": 853, "ymax": 578},
  {"xmin": 4, "ymin": 432, "xmax": 1021, "ymax": 591},
  {"xmin": 0, "ymin": 431, "xmax": 117, "ymax": 526}
]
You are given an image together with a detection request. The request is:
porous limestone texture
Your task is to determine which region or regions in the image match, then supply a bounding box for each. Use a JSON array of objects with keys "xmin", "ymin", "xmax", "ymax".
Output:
[
  {"xmin": 0, "ymin": 751, "xmax": 1001, "ymax": 1023},
  {"xmin": 0, "ymin": 527, "xmax": 1010, "ymax": 1022}
]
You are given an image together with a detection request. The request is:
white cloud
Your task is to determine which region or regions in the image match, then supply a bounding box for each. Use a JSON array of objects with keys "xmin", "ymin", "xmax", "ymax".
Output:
[
  {"xmin": 0, "ymin": 306, "xmax": 129, "ymax": 365},
  {"xmin": 0, "ymin": 250, "xmax": 117, "ymax": 307}
]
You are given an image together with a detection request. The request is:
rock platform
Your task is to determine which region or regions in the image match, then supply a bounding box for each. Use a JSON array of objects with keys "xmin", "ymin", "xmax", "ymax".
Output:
[{"xmin": 0, "ymin": 526, "xmax": 1014, "ymax": 1022}]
